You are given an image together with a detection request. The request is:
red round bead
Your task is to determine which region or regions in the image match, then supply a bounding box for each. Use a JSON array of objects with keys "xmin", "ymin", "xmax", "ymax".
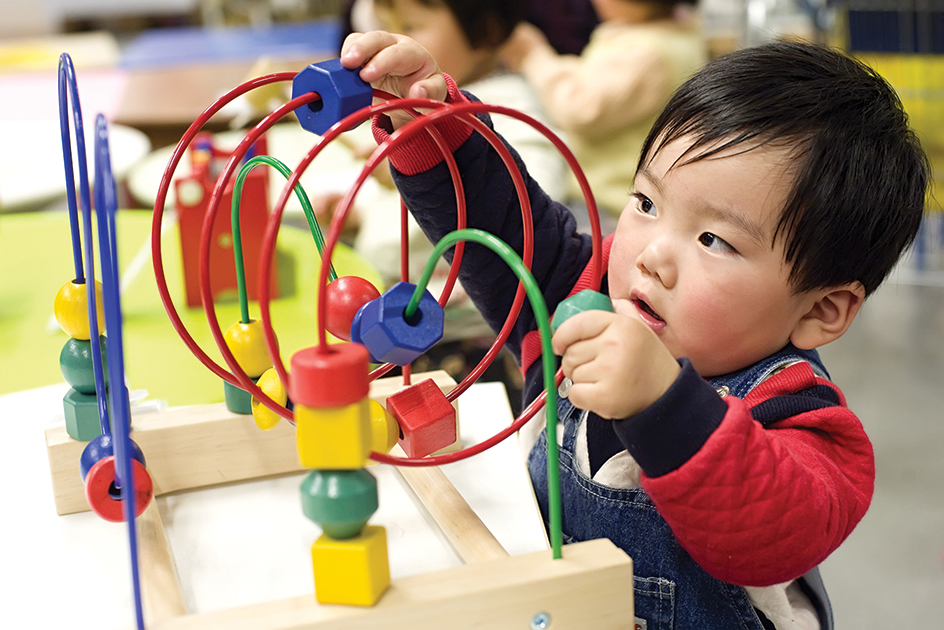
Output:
[
  {"xmin": 324, "ymin": 276, "xmax": 381, "ymax": 342},
  {"xmin": 290, "ymin": 343, "xmax": 369, "ymax": 408},
  {"xmin": 84, "ymin": 456, "xmax": 153, "ymax": 523}
]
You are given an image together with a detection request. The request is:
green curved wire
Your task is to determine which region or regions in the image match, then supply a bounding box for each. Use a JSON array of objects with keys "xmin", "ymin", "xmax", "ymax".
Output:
[
  {"xmin": 407, "ymin": 228, "xmax": 563, "ymax": 559},
  {"xmin": 231, "ymin": 154, "xmax": 337, "ymax": 324}
]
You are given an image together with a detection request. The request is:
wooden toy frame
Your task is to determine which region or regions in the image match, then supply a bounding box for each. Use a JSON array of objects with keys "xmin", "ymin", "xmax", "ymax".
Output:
[{"xmin": 45, "ymin": 371, "xmax": 634, "ymax": 629}]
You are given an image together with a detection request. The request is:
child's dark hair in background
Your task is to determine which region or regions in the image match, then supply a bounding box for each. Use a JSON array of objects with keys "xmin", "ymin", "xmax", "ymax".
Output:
[
  {"xmin": 373, "ymin": 0, "xmax": 527, "ymax": 50},
  {"xmin": 644, "ymin": 41, "xmax": 929, "ymax": 296}
]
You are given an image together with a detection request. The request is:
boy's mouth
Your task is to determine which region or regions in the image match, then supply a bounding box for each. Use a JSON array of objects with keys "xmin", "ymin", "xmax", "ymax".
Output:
[{"xmin": 633, "ymin": 297, "xmax": 665, "ymax": 328}]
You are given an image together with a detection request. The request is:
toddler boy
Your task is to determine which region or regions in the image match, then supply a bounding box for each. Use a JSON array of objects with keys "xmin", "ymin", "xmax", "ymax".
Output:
[{"xmin": 340, "ymin": 31, "xmax": 929, "ymax": 629}]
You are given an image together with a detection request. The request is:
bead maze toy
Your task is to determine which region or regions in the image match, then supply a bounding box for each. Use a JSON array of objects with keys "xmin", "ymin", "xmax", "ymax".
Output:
[{"xmin": 45, "ymin": 53, "xmax": 634, "ymax": 629}]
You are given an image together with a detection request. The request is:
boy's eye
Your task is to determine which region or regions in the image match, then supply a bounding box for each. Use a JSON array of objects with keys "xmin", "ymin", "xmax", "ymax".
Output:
[
  {"xmin": 632, "ymin": 193, "xmax": 655, "ymax": 215},
  {"xmin": 699, "ymin": 232, "xmax": 735, "ymax": 253}
]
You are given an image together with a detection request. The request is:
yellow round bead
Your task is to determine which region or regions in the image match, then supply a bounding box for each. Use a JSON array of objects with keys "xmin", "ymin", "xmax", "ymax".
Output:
[
  {"xmin": 369, "ymin": 399, "xmax": 400, "ymax": 455},
  {"xmin": 224, "ymin": 319, "xmax": 272, "ymax": 378},
  {"xmin": 54, "ymin": 280, "xmax": 105, "ymax": 340},
  {"xmin": 251, "ymin": 367, "xmax": 287, "ymax": 431}
]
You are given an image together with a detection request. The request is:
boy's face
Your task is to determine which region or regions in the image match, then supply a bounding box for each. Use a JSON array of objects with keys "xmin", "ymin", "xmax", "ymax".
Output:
[
  {"xmin": 608, "ymin": 135, "xmax": 820, "ymax": 377},
  {"xmin": 377, "ymin": 0, "xmax": 488, "ymax": 85}
]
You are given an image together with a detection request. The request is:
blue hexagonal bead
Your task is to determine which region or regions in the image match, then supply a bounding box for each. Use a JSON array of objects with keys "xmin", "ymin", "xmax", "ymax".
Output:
[
  {"xmin": 292, "ymin": 58, "xmax": 373, "ymax": 136},
  {"xmin": 350, "ymin": 282, "xmax": 444, "ymax": 366}
]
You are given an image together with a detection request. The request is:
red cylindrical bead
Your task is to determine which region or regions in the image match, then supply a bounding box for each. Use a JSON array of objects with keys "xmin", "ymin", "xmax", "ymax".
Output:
[{"xmin": 290, "ymin": 343, "xmax": 370, "ymax": 408}]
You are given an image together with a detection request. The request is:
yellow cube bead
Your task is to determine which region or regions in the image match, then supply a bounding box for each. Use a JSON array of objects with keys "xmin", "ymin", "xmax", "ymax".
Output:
[
  {"xmin": 295, "ymin": 399, "xmax": 371, "ymax": 469},
  {"xmin": 311, "ymin": 525, "xmax": 390, "ymax": 607}
]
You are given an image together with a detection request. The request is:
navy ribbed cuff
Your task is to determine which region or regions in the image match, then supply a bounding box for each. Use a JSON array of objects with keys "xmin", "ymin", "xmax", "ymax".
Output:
[{"xmin": 612, "ymin": 359, "xmax": 728, "ymax": 478}]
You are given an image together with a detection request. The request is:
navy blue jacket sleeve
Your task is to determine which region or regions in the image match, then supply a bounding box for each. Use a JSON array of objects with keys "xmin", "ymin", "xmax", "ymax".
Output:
[{"xmin": 389, "ymin": 95, "xmax": 594, "ymax": 364}]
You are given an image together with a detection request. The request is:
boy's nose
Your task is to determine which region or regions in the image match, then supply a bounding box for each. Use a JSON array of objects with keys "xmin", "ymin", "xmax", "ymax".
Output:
[{"xmin": 636, "ymin": 241, "xmax": 676, "ymax": 288}]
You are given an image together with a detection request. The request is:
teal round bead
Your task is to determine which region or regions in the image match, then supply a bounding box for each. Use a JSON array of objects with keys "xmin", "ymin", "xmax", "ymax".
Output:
[
  {"xmin": 550, "ymin": 289, "xmax": 614, "ymax": 334},
  {"xmin": 59, "ymin": 336, "xmax": 108, "ymax": 395},
  {"xmin": 300, "ymin": 469, "xmax": 378, "ymax": 539}
]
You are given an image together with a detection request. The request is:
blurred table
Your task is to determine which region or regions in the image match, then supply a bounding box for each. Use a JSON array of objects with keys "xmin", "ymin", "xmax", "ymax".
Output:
[
  {"xmin": 0, "ymin": 209, "xmax": 381, "ymax": 406},
  {"xmin": 0, "ymin": 21, "xmax": 341, "ymax": 209},
  {"xmin": 114, "ymin": 20, "xmax": 340, "ymax": 148},
  {"xmin": 0, "ymin": 32, "xmax": 137, "ymax": 211},
  {"xmin": 0, "ymin": 119, "xmax": 150, "ymax": 211}
]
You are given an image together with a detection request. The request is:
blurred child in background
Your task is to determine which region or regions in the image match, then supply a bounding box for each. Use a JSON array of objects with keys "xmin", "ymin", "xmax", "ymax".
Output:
[
  {"xmin": 323, "ymin": 0, "xmax": 568, "ymax": 296},
  {"xmin": 523, "ymin": 0, "xmax": 600, "ymax": 55},
  {"xmin": 502, "ymin": 0, "xmax": 706, "ymax": 230}
]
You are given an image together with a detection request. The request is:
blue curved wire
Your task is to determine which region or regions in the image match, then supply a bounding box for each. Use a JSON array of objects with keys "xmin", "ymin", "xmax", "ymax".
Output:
[
  {"xmin": 94, "ymin": 114, "xmax": 145, "ymax": 630},
  {"xmin": 58, "ymin": 53, "xmax": 109, "ymax": 435},
  {"xmin": 57, "ymin": 54, "xmax": 85, "ymax": 283}
]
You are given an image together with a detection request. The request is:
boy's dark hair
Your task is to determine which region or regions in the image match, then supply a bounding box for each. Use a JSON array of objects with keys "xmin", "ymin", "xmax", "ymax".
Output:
[
  {"xmin": 374, "ymin": 0, "xmax": 527, "ymax": 49},
  {"xmin": 638, "ymin": 41, "xmax": 930, "ymax": 296}
]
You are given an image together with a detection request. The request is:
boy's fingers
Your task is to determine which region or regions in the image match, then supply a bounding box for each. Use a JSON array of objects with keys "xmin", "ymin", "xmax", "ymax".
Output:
[
  {"xmin": 340, "ymin": 30, "xmax": 396, "ymax": 69},
  {"xmin": 563, "ymin": 360, "xmax": 605, "ymax": 394},
  {"xmin": 566, "ymin": 382, "xmax": 606, "ymax": 416},
  {"xmin": 339, "ymin": 31, "xmax": 446, "ymax": 102},
  {"xmin": 559, "ymin": 338, "xmax": 597, "ymax": 375},
  {"xmin": 551, "ymin": 310, "xmax": 613, "ymax": 355}
]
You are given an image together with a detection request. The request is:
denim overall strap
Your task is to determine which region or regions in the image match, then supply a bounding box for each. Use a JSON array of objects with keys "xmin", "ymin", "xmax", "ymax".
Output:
[
  {"xmin": 528, "ymin": 395, "xmax": 769, "ymax": 630},
  {"xmin": 708, "ymin": 343, "xmax": 829, "ymax": 400}
]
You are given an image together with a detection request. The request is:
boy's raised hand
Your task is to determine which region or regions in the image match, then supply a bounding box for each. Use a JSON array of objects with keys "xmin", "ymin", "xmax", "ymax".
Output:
[
  {"xmin": 340, "ymin": 31, "xmax": 448, "ymax": 128},
  {"xmin": 552, "ymin": 311, "xmax": 680, "ymax": 420}
]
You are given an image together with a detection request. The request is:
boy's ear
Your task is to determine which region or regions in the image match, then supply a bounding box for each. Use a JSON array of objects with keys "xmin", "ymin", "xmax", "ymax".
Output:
[{"xmin": 790, "ymin": 282, "xmax": 866, "ymax": 350}]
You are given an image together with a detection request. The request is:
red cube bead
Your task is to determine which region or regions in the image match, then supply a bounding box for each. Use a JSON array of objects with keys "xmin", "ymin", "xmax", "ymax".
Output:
[{"xmin": 385, "ymin": 379, "xmax": 457, "ymax": 458}]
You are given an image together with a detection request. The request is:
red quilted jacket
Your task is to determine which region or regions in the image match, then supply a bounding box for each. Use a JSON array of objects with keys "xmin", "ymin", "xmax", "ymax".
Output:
[{"xmin": 518, "ymin": 236, "xmax": 874, "ymax": 587}]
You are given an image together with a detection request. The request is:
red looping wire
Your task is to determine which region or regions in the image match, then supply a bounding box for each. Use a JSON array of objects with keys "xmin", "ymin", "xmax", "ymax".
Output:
[
  {"xmin": 151, "ymin": 74, "xmax": 603, "ymax": 468},
  {"xmin": 151, "ymin": 72, "xmax": 297, "ymax": 386}
]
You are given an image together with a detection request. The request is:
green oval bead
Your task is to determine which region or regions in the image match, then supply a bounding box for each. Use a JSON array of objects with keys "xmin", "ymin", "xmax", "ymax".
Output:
[
  {"xmin": 550, "ymin": 289, "xmax": 614, "ymax": 335},
  {"xmin": 300, "ymin": 469, "xmax": 378, "ymax": 539},
  {"xmin": 59, "ymin": 336, "xmax": 108, "ymax": 395}
]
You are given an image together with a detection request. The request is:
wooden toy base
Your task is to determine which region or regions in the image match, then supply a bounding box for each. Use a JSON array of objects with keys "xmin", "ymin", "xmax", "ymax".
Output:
[
  {"xmin": 45, "ymin": 370, "xmax": 461, "ymax": 517},
  {"xmin": 153, "ymin": 538, "xmax": 633, "ymax": 630},
  {"xmin": 44, "ymin": 371, "xmax": 634, "ymax": 628}
]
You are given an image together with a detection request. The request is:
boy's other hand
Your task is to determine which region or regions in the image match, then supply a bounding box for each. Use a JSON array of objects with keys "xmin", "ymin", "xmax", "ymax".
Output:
[
  {"xmin": 340, "ymin": 31, "xmax": 447, "ymax": 128},
  {"xmin": 552, "ymin": 311, "xmax": 680, "ymax": 420}
]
